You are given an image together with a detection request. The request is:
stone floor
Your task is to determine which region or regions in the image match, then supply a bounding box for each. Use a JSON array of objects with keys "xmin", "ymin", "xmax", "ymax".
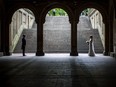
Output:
[{"xmin": 0, "ymin": 53, "xmax": 116, "ymax": 87}]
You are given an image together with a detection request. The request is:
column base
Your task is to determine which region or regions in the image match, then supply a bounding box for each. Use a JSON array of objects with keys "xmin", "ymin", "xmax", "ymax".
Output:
[
  {"xmin": 110, "ymin": 52, "xmax": 116, "ymax": 58},
  {"xmin": 70, "ymin": 52, "xmax": 78, "ymax": 56},
  {"xmin": 36, "ymin": 51, "xmax": 45, "ymax": 56},
  {"xmin": 103, "ymin": 51, "xmax": 109, "ymax": 56},
  {"xmin": 3, "ymin": 51, "xmax": 11, "ymax": 56},
  {"xmin": 0, "ymin": 52, "xmax": 3, "ymax": 56}
]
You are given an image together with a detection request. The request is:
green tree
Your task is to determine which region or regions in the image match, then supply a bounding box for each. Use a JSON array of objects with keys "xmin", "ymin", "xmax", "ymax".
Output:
[{"xmin": 47, "ymin": 8, "xmax": 68, "ymax": 16}]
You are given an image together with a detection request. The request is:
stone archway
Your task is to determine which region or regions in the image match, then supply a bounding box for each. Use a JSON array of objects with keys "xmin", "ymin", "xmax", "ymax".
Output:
[
  {"xmin": 3, "ymin": 3, "xmax": 38, "ymax": 55},
  {"xmin": 43, "ymin": 8, "xmax": 71, "ymax": 53},
  {"xmin": 35, "ymin": 3, "xmax": 78, "ymax": 56},
  {"xmin": 75, "ymin": 2, "xmax": 110, "ymax": 55},
  {"xmin": 2, "ymin": 1, "xmax": 111, "ymax": 56}
]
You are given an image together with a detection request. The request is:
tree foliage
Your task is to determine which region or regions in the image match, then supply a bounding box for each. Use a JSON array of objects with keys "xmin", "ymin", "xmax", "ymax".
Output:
[
  {"xmin": 81, "ymin": 8, "xmax": 94, "ymax": 16},
  {"xmin": 47, "ymin": 8, "xmax": 68, "ymax": 16}
]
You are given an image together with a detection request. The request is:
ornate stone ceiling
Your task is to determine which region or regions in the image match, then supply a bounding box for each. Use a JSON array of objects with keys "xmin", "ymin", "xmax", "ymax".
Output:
[
  {"xmin": 3, "ymin": 0, "xmax": 109, "ymax": 9},
  {"xmin": 5, "ymin": 0, "xmax": 109, "ymax": 3}
]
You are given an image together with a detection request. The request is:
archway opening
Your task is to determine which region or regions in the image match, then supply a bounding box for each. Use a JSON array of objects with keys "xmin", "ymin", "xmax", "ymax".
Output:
[
  {"xmin": 77, "ymin": 8, "xmax": 105, "ymax": 54},
  {"xmin": 43, "ymin": 8, "xmax": 71, "ymax": 53},
  {"xmin": 10, "ymin": 8, "xmax": 37, "ymax": 55}
]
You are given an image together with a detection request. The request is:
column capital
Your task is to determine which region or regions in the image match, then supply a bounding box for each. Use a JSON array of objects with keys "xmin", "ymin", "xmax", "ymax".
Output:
[
  {"xmin": 35, "ymin": 19, "xmax": 39, "ymax": 24},
  {"xmin": 69, "ymin": 17, "xmax": 79, "ymax": 24},
  {"xmin": 35, "ymin": 18, "xmax": 45, "ymax": 24},
  {"xmin": 103, "ymin": 17, "xmax": 110, "ymax": 24}
]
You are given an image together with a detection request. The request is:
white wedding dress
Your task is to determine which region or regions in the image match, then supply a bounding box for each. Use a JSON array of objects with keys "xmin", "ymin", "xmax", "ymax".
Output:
[{"xmin": 88, "ymin": 39, "xmax": 95, "ymax": 56}]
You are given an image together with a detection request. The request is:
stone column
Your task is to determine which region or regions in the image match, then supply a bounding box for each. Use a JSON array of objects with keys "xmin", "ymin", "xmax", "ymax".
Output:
[
  {"xmin": 109, "ymin": 19, "xmax": 113, "ymax": 52},
  {"xmin": 0, "ymin": 10, "xmax": 1, "ymax": 51},
  {"xmin": 0, "ymin": 6, "xmax": 4, "ymax": 55},
  {"xmin": 36, "ymin": 19, "xmax": 45, "ymax": 56},
  {"xmin": 103, "ymin": 19, "xmax": 110, "ymax": 56},
  {"xmin": 0, "ymin": 7, "xmax": 2, "ymax": 55},
  {"xmin": 70, "ymin": 19, "xmax": 78, "ymax": 56},
  {"xmin": 3, "ymin": 18, "xmax": 11, "ymax": 56}
]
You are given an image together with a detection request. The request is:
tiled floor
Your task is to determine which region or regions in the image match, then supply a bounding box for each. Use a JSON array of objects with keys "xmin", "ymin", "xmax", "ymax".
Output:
[{"xmin": 0, "ymin": 53, "xmax": 116, "ymax": 87}]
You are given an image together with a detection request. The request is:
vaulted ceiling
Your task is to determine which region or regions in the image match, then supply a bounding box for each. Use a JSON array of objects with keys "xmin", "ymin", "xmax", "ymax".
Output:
[
  {"xmin": 3, "ymin": 0, "xmax": 109, "ymax": 8},
  {"xmin": 4, "ymin": 0, "xmax": 109, "ymax": 4}
]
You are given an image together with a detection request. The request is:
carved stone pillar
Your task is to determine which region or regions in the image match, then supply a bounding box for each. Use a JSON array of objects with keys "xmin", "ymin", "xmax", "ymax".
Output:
[
  {"xmin": 109, "ymin": 19, "xmax": 113, "ymax": 53},
  {"xmin": 70, "ymin": 19, "xmax": 78, "ymax": 56},
  {"xmin": 0, "ymin": 9, "xmax": 2, "ymax": 52},
  {"xmin": 103, "ymin": 19, "xmax": 110, "ymax": 56},
  {"xmin": 36, "ymin": 19, "xmax": 45, "ymax": 56},
  {"xmin": 3, "ymin": 18, "xmax": 11, "ymax": 56}
]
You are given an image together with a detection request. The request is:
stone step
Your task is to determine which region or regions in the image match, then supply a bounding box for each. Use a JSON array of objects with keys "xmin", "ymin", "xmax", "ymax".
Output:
[
  {"xmin": 77, "ymin": 29, "xmax": 103, "ymax": 53},
  {"xmin": 14, "ymin": 29, "xmax": 103, "ymax": 53},
  {"xmin": 14, "ymin": 29, "xmax": 37, "ymax": 53}
]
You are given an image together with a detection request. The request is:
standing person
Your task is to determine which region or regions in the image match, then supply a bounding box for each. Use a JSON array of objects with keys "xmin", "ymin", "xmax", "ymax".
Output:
[
  {"xmin": 86, "ymin": 35, "xmax": 95, "ymax": 56},
  {"xmin": 21, "ymin": 35, "xmax": 26, "ymax": 56}
]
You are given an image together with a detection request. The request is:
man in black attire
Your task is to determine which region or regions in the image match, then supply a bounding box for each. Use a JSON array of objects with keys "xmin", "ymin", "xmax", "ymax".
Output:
[{"xmin": 21, "ymin": 35, "xmax": 26, "ymax": 56}]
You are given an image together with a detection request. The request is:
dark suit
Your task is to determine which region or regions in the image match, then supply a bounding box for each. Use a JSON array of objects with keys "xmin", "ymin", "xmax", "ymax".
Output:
[{"xmin": 21, "ymin": 37, "xmax": 26, "ymax": 56}]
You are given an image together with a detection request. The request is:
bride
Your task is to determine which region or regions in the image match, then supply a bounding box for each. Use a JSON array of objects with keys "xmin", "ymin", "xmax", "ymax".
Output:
[{"xmin": 86, "ymin": 35, "xmax": 95, "ymax": 56}]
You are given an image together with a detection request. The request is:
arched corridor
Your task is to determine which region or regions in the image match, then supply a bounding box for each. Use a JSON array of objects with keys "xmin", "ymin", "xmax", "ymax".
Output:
[
  {"xmin": 0, "ymin": 0, "xmax": 116, "ymax": 87},
  {"xmin": 77, "ymin": 8, "xmax": 104, "ymax": 53},
  {"xmin": 0, "ymin": 1, "xmax": 113, "ymax": 56},
  {"xmin": 10, "ymin": 8, "xmax": 37, "ymax": 54}
]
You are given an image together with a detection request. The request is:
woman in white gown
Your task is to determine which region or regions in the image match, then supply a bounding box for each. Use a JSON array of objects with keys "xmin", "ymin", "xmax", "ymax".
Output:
[{"xmin": 86, "ymin": 35, "xmax": 95, "ymax": 56}]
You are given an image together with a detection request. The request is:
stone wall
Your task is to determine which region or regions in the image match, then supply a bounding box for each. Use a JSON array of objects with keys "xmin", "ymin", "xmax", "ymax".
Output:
[{"xmin": 43, "ymin": 16, "xmax": 71, "ymax": 53}]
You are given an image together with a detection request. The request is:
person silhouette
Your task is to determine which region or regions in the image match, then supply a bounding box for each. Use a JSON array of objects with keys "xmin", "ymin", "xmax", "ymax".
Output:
[
  {"xmin": 21, "ymin": 35, "xmax": 26, "ymax": 56},
  {"xmin": 86, "ymin": 35, "xmax": 95, "ymax": 56}
]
